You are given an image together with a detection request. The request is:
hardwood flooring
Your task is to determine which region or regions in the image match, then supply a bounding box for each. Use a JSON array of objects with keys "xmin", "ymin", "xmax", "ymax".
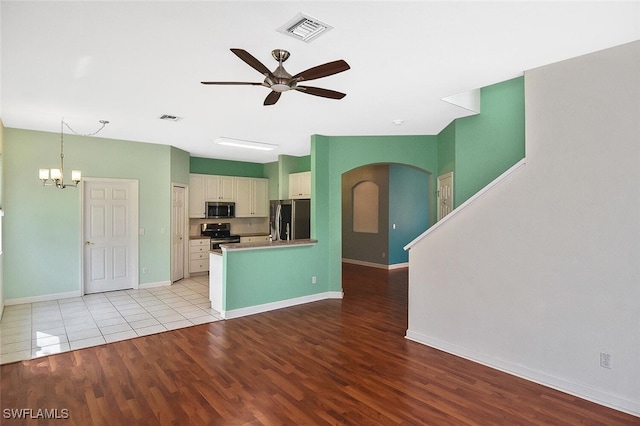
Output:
[{"xmin": 1, "ymin": 264, "xmax": 637, "ymax": 425}]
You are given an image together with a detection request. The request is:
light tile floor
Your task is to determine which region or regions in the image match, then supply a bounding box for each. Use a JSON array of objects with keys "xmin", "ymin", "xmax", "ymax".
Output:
[{"xmin": 0, "ymin": 275, "xmax": 220, "ymax": 365}]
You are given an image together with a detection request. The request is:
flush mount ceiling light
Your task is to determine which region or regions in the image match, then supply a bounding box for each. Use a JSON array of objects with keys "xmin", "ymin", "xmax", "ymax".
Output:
[
  {"xmin": 214, "ymin": 137, "xmax": 277, "ymax": 151},
  {"xmin": 277, "ymin": 13, "xmax": 333, "ymax": 43}
]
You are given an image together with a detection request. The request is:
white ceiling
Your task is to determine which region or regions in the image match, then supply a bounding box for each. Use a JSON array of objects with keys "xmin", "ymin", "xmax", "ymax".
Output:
[{"xmin": 1, "ymin": 1, "xmax": 639, "ymax": 163}]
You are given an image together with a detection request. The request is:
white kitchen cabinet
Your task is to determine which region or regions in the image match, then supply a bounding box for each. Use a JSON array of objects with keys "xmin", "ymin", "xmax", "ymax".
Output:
[
  {"xmin": 289, "ymin": 171, "xmax": 311, "ymax": 199},
  {"xmin": 239, "ymin": 235, "xmax": 271, "ymax": 243},
  {"xmin": 189, "ymin": 238, "xmax": 210, "ymax": 274},
  {"xmin": 188, "ymin": 174, "xmax": 206, "ymax": 218},
  {"xmin": 235, "ymin": 177, "xmax": 269, "ymax": 217},
  {"xmin": 205, "ymin": 175, "xmax": 235, "ymax": 201}
]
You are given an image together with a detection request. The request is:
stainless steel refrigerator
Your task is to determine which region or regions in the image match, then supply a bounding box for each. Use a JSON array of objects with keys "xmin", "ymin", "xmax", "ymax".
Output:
[{"xmin": 270, "ymin": 199, "xmax": 311, "ymax": 241}]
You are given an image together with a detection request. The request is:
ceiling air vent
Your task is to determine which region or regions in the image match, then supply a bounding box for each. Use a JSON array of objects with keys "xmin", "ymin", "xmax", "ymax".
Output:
[
  {"xmin": 159, "ymin": 114, "xmax": 182, "ymax": 122},
  {"xmin": 277, "ymin": 13, "xmax": 333, "ymax": 43}
]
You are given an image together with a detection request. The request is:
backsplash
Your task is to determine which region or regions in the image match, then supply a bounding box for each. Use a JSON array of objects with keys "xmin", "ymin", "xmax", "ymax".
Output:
[{"xmin": 189, "ymin": 217, "xmax": 269, "ymax": 236}]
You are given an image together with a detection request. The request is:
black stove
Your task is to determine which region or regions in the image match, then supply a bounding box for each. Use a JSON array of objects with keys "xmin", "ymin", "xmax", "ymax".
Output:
[{"xmin": 201, "ymin": 223, "xmax": 240, "ymax": 249}]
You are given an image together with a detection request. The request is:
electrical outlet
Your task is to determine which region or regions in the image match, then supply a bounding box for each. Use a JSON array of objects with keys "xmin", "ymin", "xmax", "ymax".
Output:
[
  {"xmin": 142, "ymin": 267, "xmax": 149, "ymax": 274},
  {"xmin": 312, "ymin": 276, "xmax": 317, "ymax": 284},
  {"xmin": 600, "ymin": 352, "xmax": 611, "ymax": 369}
]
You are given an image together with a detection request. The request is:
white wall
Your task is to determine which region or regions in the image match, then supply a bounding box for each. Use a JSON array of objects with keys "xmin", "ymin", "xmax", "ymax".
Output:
[{"xmin": 406, "ymin": 41, "xmax": 640, "ymax": 416}]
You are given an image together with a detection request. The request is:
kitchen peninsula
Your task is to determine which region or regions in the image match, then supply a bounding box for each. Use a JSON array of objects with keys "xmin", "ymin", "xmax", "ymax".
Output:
[{"xmin": 209, "ymin": 238, "xmax": 342, "ymax": 320}]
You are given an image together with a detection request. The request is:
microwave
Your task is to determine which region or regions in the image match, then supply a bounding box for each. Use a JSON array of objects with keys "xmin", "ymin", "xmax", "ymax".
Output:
[{"xmin": 206, "ymin": 202, "xmax": 235, "ymax": 219}]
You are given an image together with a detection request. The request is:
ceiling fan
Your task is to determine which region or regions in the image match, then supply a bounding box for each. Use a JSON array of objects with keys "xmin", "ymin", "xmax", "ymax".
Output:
[{"xmin": 201, "ymin": 48, "xmax": 350, "ymax": 106}]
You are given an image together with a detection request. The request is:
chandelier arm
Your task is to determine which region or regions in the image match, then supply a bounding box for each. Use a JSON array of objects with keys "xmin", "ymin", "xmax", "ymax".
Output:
[{"xmin": 39, "ymin": 119, "xmax": 107, "ymax": 189}]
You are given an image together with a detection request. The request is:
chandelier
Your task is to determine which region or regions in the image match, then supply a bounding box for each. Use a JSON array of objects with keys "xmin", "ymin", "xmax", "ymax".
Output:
[{"xmin": 39, "ymin": 119, "xmax": 109, "ymax": 189}]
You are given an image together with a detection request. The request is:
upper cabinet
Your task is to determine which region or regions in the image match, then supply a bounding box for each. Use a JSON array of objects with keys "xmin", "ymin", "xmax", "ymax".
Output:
[
  {"xmin": 235, "ymin": 177, "xmax": 268, "ymax": 217},
  {"xmin": 205, "ymin": 175, "xmax": 235, "ymax": 202},
  {"xmin": 189, "ymin": 174, "xmax": 269, "ymax": 218},
  {"xmin": 289, "ymin": 171, "xmax": 311, "ymax": 199},
  {"xmin": 188, "ymin": 174, "xmax": 206, "ymax": 218}
]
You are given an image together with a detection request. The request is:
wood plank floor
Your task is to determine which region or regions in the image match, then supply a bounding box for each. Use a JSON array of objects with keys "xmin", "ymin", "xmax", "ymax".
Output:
[{"xmin": 1, "ymin": 263, "xmax": 637, "ymax": 425}]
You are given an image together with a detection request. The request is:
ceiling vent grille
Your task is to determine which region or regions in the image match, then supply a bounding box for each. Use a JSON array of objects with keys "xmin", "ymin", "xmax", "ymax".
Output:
[
  {"xmin": 277, "ymin": 13, "xmax": 333, "ymax": 43},
  {"xmin": 159, "ymin": 114, "xmax": 182, "ymax": 122}
]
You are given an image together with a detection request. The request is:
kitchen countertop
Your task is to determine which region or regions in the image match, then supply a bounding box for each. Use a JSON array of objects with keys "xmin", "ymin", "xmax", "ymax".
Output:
[
  {"xmin": 218, "ymin": 239, "xmax": 317, "ymax": 251},
  {"xmin": 189, "ymin": 235, "xmax": 210, "ymax": 240},
  {"xmin": 236, "ymin": 232, "xmax": 271, "ymax": 237}
]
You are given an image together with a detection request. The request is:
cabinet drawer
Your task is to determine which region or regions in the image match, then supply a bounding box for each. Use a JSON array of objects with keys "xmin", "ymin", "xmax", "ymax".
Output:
[
  {"xmin": 190, "ymin": 238, "xmax": 209, "ymax": 247},
  {"xmin": 190, "ymin": 259, "xmax": 209, "ymax": 273},
  {"xmin": 190, "ymin": 251, "xmax": 208, "ymax": 261}
]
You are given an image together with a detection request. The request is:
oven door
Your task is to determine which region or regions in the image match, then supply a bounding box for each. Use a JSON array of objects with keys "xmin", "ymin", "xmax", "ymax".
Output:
[{"xmin": 210, "ymin": 236, "xmax": 241, "ymax": 250}]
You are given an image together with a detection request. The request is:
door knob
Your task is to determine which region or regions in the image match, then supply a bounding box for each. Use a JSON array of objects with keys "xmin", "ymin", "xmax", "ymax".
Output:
[{"xmin": 85, "ymin": 241, "xmax": 94, "ymax": 246}]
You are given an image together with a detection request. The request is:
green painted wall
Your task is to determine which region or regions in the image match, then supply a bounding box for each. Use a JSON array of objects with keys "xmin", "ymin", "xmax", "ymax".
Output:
[
  {"xmin": 189, "ymin": 156, "xmax": 264, "ymax": 177},
  {"xmin": 438, "ymin": 120, "xmax": 456, "ymax": 178},
  {"xmin": 170, "ymin": 146, "xmax": 190, "ymax": 185},
  {"xmin": 454, "ymin": 77, "xmax": 525, "ymax": 206},
  {"xmin": 223, "ymin": 245, "xmax": 321, "ymax": 310},
  {"xmin": 264, "ymin": 155, "xmax": 311, "ymax": 200},
  {"xmin": 263, "ymin": 161, "xmax": 279, "ymax": 200},
  {"xmin": 313, "ymin": 134, "xmax": 438, "ymax": 292},
  {"xmin": 3, "ymin": 128, "xmax": 174, "ymax": 299},
  {"xmin": 276, "ymin": 155, "xmax": 311, "ymax": 199}
]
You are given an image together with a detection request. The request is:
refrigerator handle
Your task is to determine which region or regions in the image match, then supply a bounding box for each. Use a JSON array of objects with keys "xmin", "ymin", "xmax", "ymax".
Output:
[{"xmin": 275, "ymin": 204, "xmax": 281, "ymax": 241}]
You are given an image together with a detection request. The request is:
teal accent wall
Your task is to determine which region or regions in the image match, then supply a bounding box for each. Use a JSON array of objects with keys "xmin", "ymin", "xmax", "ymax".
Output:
[
  {"xmin": 189, "ymin": 156, "xmax": 264, "ymax": 177},
  {"xmin": 388, "ymin": 165, "xmax": 430, "ymax": 264},
  {"xmin": 452, "ymin": 77, "xmax": 525, "ymax": 206},
  {"xmin": 3, "ymin": 128, "xmax": 175, "ymax": 299}
]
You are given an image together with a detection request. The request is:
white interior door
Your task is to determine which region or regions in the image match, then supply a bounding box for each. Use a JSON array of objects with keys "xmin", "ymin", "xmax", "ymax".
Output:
[
  {"xmin": 437, "ymin": 172, "xmax": 454, "ymax": 221},
  {"xmin": 83, "ymin": 179, "xmax": 139, "ymax": 294},
  {"xmin": 171, "ymin": 185, "xmax": 186, "ymax": 282}
]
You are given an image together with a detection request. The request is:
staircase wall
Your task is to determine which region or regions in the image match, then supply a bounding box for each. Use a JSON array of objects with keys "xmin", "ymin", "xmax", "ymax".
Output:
[{"xmin": 406, "ymin": 41, "xmax": 640, "ymax": 415}]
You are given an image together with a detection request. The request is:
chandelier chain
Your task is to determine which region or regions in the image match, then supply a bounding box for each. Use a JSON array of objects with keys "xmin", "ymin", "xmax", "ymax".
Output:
[{"xmin": 62, "ymin": 119, "xmax": 109, "ymax": 137}]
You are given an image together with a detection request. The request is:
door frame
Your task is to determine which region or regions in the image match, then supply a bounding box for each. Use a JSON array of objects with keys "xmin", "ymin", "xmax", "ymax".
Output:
[
  {"xmin": 171, "ymin": 182, "xmax": 189, "ymax": 281},
  {"xmin": 437, "ymin": 171, "xmax": 454, "ymax": 222},
  {"xmin": 81, "ymin": 177, "xmax": 140, "ymax": 295}
]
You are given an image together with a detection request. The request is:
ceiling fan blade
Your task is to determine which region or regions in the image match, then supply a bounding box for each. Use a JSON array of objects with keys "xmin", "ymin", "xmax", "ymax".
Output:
[
  {"xmin": 264, "ymin": 91, "xmax": 281, "ymax": 106},
  {"xmin": 295, "ymin": 86, "xmax": 346, "ymax": 100},
  {"xmin": 231, "ymin": 48, "xmax": 274, "ymax": 77},
  {"xmin": 201, "ymin": 81, "xmax": 263, "ymax": 85},
  {"xmin": 292, "ymin": 60, "xmax": 350, "ymax": 82}
]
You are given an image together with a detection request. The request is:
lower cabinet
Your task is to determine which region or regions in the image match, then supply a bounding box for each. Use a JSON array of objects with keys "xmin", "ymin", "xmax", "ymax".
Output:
[{"xmin": 189, "ymin": 238, "xmax": 209, "ymax": 274}]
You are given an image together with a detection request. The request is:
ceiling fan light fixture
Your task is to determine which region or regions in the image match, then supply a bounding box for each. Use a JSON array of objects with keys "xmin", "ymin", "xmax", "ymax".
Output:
[
  {"xmin": 271, "ymin": 83, "xmax": 291, "ymax": 92},
  {"xmin": 215, "ymin": 137, "xmax": 277, "ymax": 151},
  {"xmin": 277, "ymin": 13, "xmax": 333, "ymax": 43}
]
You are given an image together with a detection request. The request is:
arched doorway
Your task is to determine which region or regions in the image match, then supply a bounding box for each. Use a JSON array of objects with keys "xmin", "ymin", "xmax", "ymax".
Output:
[{"xmin": 341, "ymin": 163, "xmax": 431, "ymax": 270}]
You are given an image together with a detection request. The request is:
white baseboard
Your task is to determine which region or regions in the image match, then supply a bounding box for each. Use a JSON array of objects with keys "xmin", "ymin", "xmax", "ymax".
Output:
[
  {"xmin": 342, "ymin": 258, "xmax": 408, "ymax": 270},
  {"xmin": 5, "ymin": 290, "xmax": 82, "ymax": 306},
  {"xmin": 221, "ymin": 291, "xmax": 344, "ymax": 320},
  {"xmin": 139, "ymin": 280, "xmax": 171, "ymax": 289},
  {"xmin": 405, "ymin": 329, "xmax": 640, "ymax": 418}
]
